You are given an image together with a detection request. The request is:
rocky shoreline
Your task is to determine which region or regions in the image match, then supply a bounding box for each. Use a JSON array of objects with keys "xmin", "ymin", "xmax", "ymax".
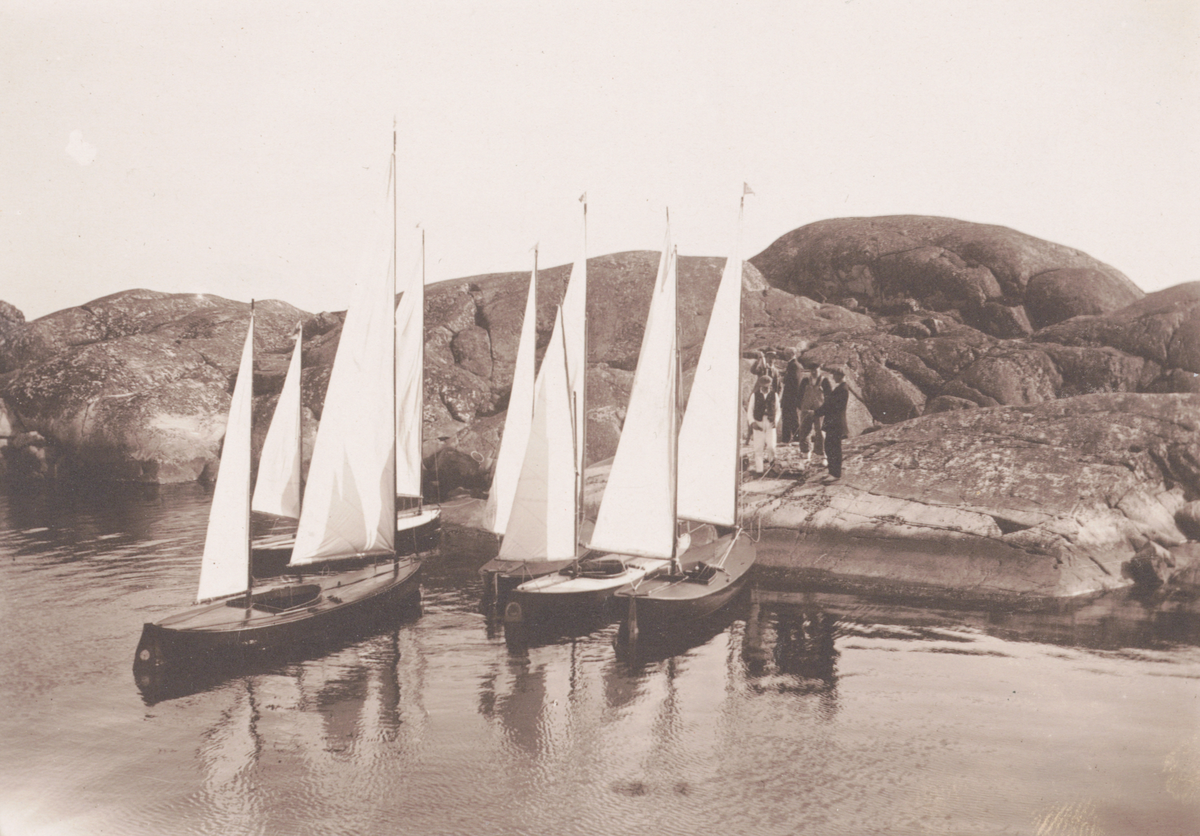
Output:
[
  {"xmin": 738, "ymin": 393, "xmax": 1200, "ymax": 600},
  {"xmin": 5, "ymin": 215, "xmax": 1200, "ymax": 601}
]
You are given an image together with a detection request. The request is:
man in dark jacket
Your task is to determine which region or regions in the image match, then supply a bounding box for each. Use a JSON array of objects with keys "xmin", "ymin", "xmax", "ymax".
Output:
[
  {"xmin": 779, "ymin": 349, "xmax": 803, "ymax": 444},
  {"xmin": 815, "ymin": 366, "xmax": 850, "ymax": 479}
]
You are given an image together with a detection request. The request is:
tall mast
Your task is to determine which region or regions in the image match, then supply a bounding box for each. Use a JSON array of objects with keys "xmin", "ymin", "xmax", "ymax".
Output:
[
  {"xmin": 579, "ymin": 194, "xmax": 588, "ymax": 541},
  {"xmin": 245, "ymin": 300, "xmax": 256, "ymax": 607},
  {"xmin": 294, "ymin": 321, "xmax": 304, "ymax": 516},
  {"xmin": 670, "ymin": 237, "xmax": 680, "ymax": 567},
  {"xmin": 533, "ymin": 243, "xmax": 539, "ymax": 394},
  {"xmin": 389, "ymin": 124, "xmax": 398, "ymax": 558},
  {"xmin": 560, "ymin": 303, "xmax": 577, "ymax": 555},
  {"xmin": 735, "ymin": 189, "xmax": 746, "ymax": 529},
  {"xmin": 418, "ymin": 226, "xmax": 425, "ymax": 514}
]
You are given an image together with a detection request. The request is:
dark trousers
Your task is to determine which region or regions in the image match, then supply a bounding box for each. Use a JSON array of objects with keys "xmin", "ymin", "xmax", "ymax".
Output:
[
  {"xmin": 798, "ymin": 411, "xmax": 824, "ymax": 456},
  {"xmin": 779, "ymin": 401, "xmax": 801, "ymax": 443},
  {"xmin": 825, "ymin": 434, "xmax": 844, "ymax": 478}
]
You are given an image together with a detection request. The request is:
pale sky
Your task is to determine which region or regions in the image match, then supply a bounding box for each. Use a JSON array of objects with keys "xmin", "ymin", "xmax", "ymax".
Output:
[{"xmin": 2, "ymin": 0, "xmax": 1197, "ymax": 321}]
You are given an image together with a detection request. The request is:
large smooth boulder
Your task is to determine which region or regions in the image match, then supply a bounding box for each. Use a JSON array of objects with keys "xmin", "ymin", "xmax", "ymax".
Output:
[
  {"xmin": 1, "ymin": 293, "xmax": 310, "ymax": 481},
  {"xmin": 1025, "ymin": 268, "xmax": 1144, "ymax": 330},
  {"xmin": 1035, "ymin": 282, "xmax": 1200, "ymax": 374},
  {"xmin": 955, "ymin": 348, "xmax": 1063, "ymax": 406},
  {"xmin": 858, "ymin": 360, "xmax": 925, "ymax": 423},
  {"xmin": 750, "ymin": 216, "xmax": 1142, "ymax": 337}
]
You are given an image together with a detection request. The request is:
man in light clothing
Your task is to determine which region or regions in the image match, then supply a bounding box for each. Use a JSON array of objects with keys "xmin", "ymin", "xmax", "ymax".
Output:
[{"xmin": 745, "ymin": 374, "xmax": 780, "ymax": 475}]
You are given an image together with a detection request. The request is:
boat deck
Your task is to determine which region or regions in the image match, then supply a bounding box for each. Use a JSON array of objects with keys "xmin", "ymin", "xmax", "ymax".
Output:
[
  {"xmin": 153, "ymin": 561, "xmax": 420, "ymax": 634},
  {"xmin": 616, "ymin": 532, "xmax": 756, "ymax": 603},
  {"xmin": 515, "ymin": 555, "xmax": 672, "ymax": 596}
]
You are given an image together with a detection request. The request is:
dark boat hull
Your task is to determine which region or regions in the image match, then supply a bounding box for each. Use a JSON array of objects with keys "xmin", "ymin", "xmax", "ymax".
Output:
[
  {"xmin": 505, "ymin": 581, "xmax": 613, "ymax": 625},
  {"xmin": 134, "ymin": 559, "xmax": 422, "ymax": 671},
  {"xmin": 614, "ymin": 531, "xmax": 756, "ymax": 636}
]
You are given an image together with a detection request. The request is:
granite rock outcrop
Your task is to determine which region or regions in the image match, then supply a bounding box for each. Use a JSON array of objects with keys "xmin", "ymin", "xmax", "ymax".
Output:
[{"xmin": 735, "ymin": 393, "xmax": 1200, "ymax": 599}]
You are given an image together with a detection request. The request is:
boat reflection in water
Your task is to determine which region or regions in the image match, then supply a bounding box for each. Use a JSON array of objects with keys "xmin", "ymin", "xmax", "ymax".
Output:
[
  {"xmin": 742, "ymin": 589, "xmax": 841, "ymax": 723},
  {"xmin": 186, "ymin": 626, "xmax": 428, "ymax": 836},
  {"xmin": 500, "ymin": 598, "xmax": 614, "ymax": 653},
  {"xmin": 64, "ymin": 577, "xmax": 1200, "ymax": 833},
  {"xmin": 612, "ymin": 586, "xmax": 750, "ymax": 667}
]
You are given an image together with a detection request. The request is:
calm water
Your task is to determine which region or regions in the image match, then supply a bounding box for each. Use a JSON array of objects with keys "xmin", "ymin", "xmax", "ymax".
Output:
[{"xmin": 1, "ymin": 482, "xmax": 1198, "ymax": 836}]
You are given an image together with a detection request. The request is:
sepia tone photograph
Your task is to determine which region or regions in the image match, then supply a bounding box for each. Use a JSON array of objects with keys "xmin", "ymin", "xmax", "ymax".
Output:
[{"xmin": 1, "ymin": 1, "xmax": 1198, "ymax": 834}]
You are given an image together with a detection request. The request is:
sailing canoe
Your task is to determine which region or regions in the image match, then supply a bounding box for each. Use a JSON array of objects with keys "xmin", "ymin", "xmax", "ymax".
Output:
[
  {"xmin": 136, "ymin": 562, "xmax": 421, "ymax": 665},
  {"xmin": 615, "ymin": 189, "xmax": 758, "ymax": 632},
  {"xmin": 614, "ymin": 529, "xmax": 754, "ymax": 636},
  {"xmin": 506, "ymin": 218, "xmax": 679, "ymax": 624},
  {"xmin": 135, "ymin": 143, "xmax": 423, "ymax": 673}
]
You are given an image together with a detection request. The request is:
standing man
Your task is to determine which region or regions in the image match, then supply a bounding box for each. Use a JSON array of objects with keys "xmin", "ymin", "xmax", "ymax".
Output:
[
  {"xmin": 796, "ymin": 363, "xmax": 825, "ymax": 464},
  {"xmin": 779, "ymin": 349, "xmax": 804, "ymax": 444},
  {"xmin": 816, "ymin": 366, "xmax": 850, "ymax": 480},
  {"xmin": 750, "ymin": 350, "xmax": 779, "ymax": 395},
  {"xmin": 745, "ymin": 374, "xmax": 780, "ymax": 475}
]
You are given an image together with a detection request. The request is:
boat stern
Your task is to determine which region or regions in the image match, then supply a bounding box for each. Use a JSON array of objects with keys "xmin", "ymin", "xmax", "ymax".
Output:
[{"xmin": 133, "ymin": 622, "xmax": 170, "ymax": 672}]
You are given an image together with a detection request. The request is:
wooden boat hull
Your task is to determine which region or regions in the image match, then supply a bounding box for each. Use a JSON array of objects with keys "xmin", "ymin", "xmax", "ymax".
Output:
[
  {"xmin": 504, "ymin": 555, "xmax": 672, "ymax": 626},
  {"xmin": 480, "ymin": 557, "xmax": 578, "ymax": 597},
  {"xmin": 252, "ymin": 508, "xmax": 441, "ymax": 577},
  {"xmin": 614, "ymin": 531, "xmax": 756, "ymax": 635},
  {"xmin": 134, "ymin": 559, "xmax": 422, "ymax": 671}
]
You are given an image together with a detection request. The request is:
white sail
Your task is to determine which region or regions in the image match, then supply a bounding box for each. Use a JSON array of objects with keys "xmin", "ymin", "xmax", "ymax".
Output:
[
  {"xmin": 291, "ymin": 213, "xmax": 396, "ymax": 564},
  {"xmin": 196, "ymin": 314, "xmax": 255, "ymax": 602},
  {"xmin": 395, "ymin": 241, "xmax": 424, "ymax": 500},
  {"xmin": 497, "ymin": 307, "xmax": 577, "ymax": 562},
  {"xmin": 677, "ymin": 212, "xmax": 742, "ymax": 526},
  {"xmin": 560, "ymin": 206, "xmax": 587, "ymax": 504},
  {"xmin": 251, "ymin": 325, "xmax": 303, "ymax": 519},
  {"xmin": 588, "ymin": 223, "xmax": 678, "ymax": 559},
  {"xmin": 485, "ymin": 263, "xmax": 538, "ymax": 535}
]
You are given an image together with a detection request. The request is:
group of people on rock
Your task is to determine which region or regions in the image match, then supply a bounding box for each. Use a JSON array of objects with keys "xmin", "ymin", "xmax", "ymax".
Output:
[{"xmin": 745, "ymin": 349, "xmax": 851, "ymax": 481}]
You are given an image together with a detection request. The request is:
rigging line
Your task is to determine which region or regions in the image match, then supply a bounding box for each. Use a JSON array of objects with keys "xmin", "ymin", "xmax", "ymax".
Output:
[{"xmin": 712, "ymin": 529, "xmax": 739, "ymax": 570}]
